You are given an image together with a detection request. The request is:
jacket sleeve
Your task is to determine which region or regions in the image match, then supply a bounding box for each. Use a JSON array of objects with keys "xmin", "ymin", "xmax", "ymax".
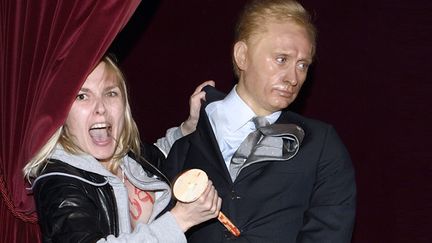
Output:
[
  {"xmin": 298, "ymin": 125, "xmax": 356, "ymax": 243},
  {"xmin": 34, "ymin": 175, "xmax": 112, "ymax": 243}
]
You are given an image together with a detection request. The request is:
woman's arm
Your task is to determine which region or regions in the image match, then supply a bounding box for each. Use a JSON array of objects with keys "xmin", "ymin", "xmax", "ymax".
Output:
[{"xmin": 153, "ymin": 80, "xmax": 215, "ymax": 156}]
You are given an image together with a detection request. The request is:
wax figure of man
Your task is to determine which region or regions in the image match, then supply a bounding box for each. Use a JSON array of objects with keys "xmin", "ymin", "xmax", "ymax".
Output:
[{"xmin": 162, "ymin": 0, "xmax": 356, "ymax": 242}]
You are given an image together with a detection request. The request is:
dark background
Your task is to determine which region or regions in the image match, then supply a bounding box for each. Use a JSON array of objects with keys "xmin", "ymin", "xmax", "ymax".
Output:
[{"xmin": 109, "ymin": 0, "xmax": 432, "ymax": 242}]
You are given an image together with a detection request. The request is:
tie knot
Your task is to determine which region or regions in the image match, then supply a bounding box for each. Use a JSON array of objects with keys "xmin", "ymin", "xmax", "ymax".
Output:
[{"xmin": 252, "ymin": 116, "xmax": 269, "ymax": 129}]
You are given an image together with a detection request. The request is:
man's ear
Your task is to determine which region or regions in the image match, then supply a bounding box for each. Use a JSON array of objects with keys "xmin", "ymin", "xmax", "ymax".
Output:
[{"xmin": 234, "ymin": 41, "xmax": 248, "ymax": 71}]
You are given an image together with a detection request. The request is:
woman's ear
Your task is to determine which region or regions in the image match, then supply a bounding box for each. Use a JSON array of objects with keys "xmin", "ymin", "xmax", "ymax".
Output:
[{"xmin": 233, "ymin": 41, "xmax": 248, "ymax": 71}]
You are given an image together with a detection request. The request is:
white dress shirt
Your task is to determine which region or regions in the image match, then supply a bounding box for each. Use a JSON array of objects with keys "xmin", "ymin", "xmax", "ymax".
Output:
[{"xmin": 205, "ymin": 86, "xmax": 281, "ymax": 168}]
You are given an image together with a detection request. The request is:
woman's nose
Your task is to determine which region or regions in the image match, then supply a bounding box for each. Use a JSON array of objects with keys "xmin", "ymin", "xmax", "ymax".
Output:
[{"xmin": 94, "ymin": 99, "xmax": 106, "ymax": 115}]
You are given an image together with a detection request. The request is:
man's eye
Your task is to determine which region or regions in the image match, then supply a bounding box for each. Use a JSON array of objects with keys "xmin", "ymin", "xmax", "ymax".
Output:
[
  {"xmin": 297, "ymin": 62, "xmax": 309, "ymax": 70},
  {"xmin": 76, "ymin": 94, "xmax": 86, "ymax": 100},
  {"xmin": 276, "ymin": 56, "xmax": 287, "ymax": 64}
]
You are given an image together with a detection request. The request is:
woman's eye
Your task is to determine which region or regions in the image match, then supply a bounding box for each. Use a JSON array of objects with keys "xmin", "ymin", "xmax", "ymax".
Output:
[
  {"xmin": 107, "ymin": 91, "xmax": 118, "ymax": 97},
  {"xmin": 76, "ymin": 94, "xmax": 86, "ymax": 100}
]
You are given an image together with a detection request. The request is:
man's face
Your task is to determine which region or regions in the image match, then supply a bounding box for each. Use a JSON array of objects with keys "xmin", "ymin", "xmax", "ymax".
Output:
[
  {"xmin": 235, "ymin": 20, "xmax": 313, "ymax": 116},
  {"xmin": 65, "ymin": 62, "xmax": 125, "ymax": 162}
]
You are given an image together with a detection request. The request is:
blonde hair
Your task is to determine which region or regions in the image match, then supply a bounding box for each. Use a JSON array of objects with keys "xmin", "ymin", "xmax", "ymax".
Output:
[
  {"xmin": 23, "ymin": 55, "xmax": 141, "ymax": 180},
  {"xmin": 233, "ymin": 0, "xmax": 317, "ymax": 77}
]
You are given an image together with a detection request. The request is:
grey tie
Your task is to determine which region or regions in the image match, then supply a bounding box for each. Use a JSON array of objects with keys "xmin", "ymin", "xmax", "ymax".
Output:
[
  {"xmin": 229, "ymin": 117, "xmax": 304, "ymax": 182},
  {"xmin": 229, "ymin": 116, "xmax": 269, "ymax": 181}
]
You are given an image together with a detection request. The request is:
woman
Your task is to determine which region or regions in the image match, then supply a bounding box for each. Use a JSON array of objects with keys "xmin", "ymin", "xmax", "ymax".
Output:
[{"xmin": 23, "ymin": 55, "xmax": 221, "ymax": 242}]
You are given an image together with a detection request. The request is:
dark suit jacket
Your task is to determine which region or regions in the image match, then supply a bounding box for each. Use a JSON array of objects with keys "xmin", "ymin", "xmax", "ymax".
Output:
[{"xmin": 163, "ymin": 91, "xmax": 356, "ymax": 243}]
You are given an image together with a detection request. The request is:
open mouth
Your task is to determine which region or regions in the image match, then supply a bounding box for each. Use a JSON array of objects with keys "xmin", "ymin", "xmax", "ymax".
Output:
[{"xmin": 89, "ymin": 122, "xmax": 112, "ymax": 143}]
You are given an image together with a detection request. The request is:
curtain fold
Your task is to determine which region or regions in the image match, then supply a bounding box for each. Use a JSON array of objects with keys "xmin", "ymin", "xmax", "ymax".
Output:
[{"xmin": 0, "ymin": 0, "xmax": 140, "ymax": 241}]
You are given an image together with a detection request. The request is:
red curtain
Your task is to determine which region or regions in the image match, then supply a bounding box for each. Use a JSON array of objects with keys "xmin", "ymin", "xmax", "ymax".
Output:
[{"xmin": 0, "ymin": 0, "xmax": 140, "ymax": 241}]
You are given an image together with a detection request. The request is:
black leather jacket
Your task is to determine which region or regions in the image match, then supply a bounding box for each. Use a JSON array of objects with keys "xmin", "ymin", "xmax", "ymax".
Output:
[{"xmin": 33, "ymin": 143, "xmax": 167, "ymax": 243}]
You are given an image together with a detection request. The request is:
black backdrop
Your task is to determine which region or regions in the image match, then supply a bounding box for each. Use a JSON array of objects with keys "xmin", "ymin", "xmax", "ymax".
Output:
[{"xmin": 109, "ymin": 0, "xmax": 432, "ymax": 242}]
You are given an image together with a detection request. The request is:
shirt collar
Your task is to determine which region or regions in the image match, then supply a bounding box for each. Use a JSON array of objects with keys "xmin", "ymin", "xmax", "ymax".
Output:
[
  {"xmin": 220, "ymin": 86, "xmax": 255, "ymax": 133},
  {"xmin": 220, "ymin": 86, "xmax": 281, "ymax": 133}
]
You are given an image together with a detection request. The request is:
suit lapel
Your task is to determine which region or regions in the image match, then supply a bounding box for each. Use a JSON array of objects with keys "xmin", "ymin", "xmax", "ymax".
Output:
[{"xmin": 190, "ymin": 108, "xmax": 232, "ymax": 184}]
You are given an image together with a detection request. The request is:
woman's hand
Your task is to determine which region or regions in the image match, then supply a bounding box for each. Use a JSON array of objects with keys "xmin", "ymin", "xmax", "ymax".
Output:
[
  {"xmin": 181, "ymin": 80, "xmax": 215, "ymax": 135},
  {"xmin": 170, "ymin": 180, "xmax": 222, "ymax": 232}
]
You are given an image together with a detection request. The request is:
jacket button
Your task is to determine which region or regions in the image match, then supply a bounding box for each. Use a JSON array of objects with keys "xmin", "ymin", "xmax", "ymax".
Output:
[{"xmin": 231, "ymin": 190, "xmax": 241, "ymax": 200}]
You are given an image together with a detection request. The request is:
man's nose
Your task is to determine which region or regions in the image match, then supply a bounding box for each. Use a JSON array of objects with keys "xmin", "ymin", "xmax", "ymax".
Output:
[{"xmin": 283, "ymin": 67, "xmax": 298, "ymax": 86}]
